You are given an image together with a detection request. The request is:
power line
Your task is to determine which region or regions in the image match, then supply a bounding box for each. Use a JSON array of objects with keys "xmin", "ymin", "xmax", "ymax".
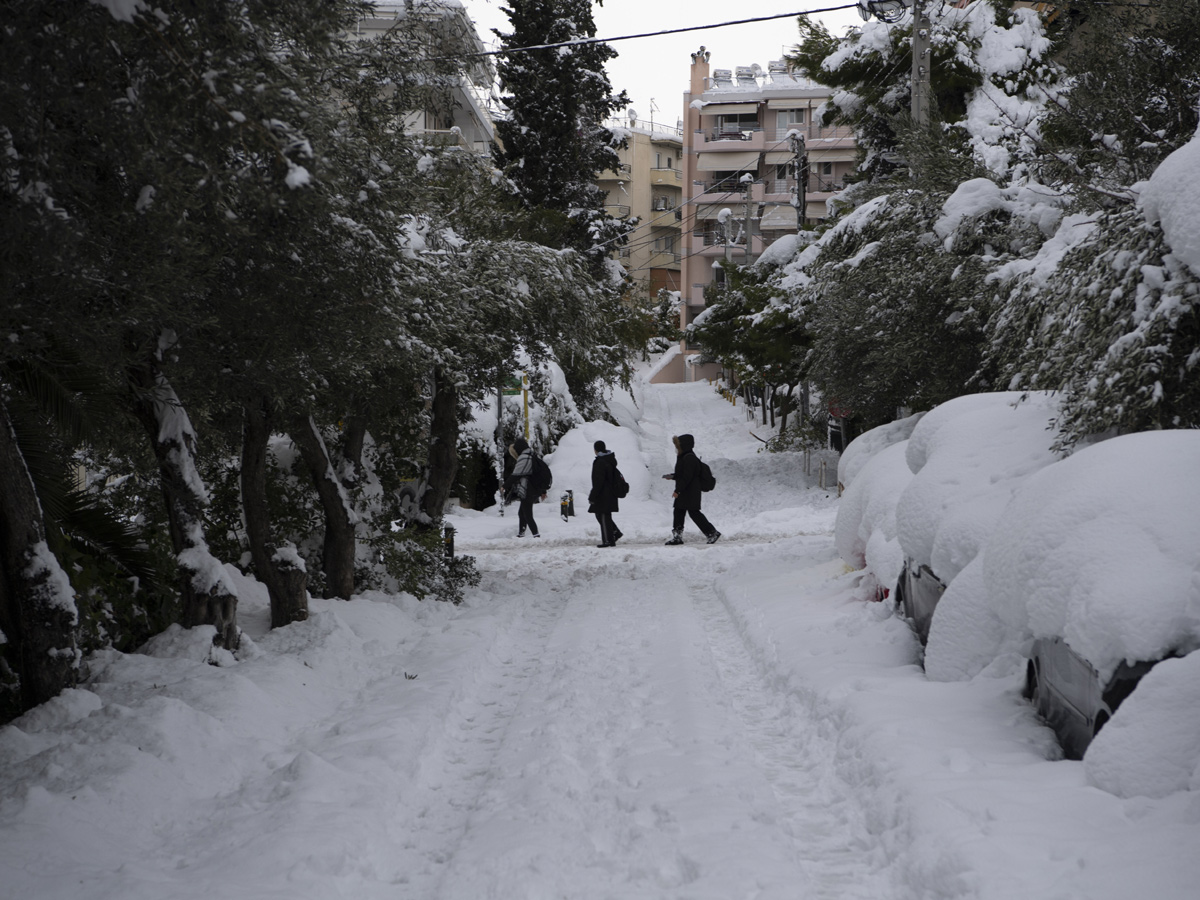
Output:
[{"xmin": 438, "ymin": 6, "xmax": 861, "ymax": 60}]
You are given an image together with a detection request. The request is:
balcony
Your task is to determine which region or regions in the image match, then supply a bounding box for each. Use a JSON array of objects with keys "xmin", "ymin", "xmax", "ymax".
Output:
[
  {"xmin": 692, "ymin": 230, "xmax": 746, "ymax": 247},
  {"xmin": 770, "ymin": 124, "xmax": 855, "ymax": 143},
  {"xmin": 598, "ymin": 162, "xmax": 633, "ymax": 180},
  {"xmin": 692, "ymin": 178, "xmax": 765, "ymax": 201},
  {"xmin": 651, "ymin": 167, "xmax": 683, "ymax": 183},
  {"xmin": 708, "ymin": 125, "xmax": 763, "ymax": 141},
  {"xmin": 605, "ymin": 204, "xmax": 631, "ymax": 217},
  {"xmin": 809, "ymin": 176, "xmax": 847, "ymax": 194}
]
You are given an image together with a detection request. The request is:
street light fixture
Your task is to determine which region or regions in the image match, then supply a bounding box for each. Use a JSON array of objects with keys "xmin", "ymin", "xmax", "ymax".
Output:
[{"xmin": 857, "ymin": 0, "xmax": 912, "ymax": 23}]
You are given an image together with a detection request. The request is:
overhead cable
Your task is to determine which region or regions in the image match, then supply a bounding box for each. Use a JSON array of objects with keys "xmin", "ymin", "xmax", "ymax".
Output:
[{"xmin": 434, "ymin": 5, "xmax": 861, "ymax": 60}]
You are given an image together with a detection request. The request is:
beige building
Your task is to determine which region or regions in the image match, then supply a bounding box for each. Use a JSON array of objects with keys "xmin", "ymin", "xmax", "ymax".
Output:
[
  {"xmin": 597, "ymin": 120, "xmax": 685, "ymax": 310},
  {"xmin": 654, "ymin": 49, "xmax": 857, "ymax": 384}
]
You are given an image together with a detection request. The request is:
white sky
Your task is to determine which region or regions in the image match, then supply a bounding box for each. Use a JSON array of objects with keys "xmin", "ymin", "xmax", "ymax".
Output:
[{"xmin": 462, "ymin": 0, "xmax": 863, "ymax": 130}]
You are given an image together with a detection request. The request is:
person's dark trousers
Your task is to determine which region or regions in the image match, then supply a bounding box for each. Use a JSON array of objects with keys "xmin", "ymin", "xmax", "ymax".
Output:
[
  {"xmin": 673, "ymin": 507, "xmax": 714, "ymax": 536},
  {"xmin": 518, "ymin": 494, "xmax": 539, "ymax": 536},
  {"xmin": 595, "ymin": 511, "xmax": 619, "ymax": 545}
]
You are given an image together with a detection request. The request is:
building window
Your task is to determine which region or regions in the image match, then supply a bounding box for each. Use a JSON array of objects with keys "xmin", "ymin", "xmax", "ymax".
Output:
[
  {"xmin": 717, "ymin": 113, "xmax": 759, "ymax": 137},
  {"xmin": 776, "ymin": 109, "xmax": 805, "ymax": 133}
]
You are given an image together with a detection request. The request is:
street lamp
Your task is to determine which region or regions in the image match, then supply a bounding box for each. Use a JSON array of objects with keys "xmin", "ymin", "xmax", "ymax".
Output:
[{"xmin": 856, "ymin": 0, "xmax": 912, "ymax": 23}]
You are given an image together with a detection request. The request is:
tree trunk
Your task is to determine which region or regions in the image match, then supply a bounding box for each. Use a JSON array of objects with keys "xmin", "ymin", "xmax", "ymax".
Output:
[
  {"xmin": 0, "ymin": 397, "xmax": 79, "ymax": 720},
  {"xmin": 420, "ymin": 366, "xmax": 459, "ymax": 525},
  {"xmin": 242, "ymin": 397, "xmax": 308, "ymax": 628},
  {"xmin": 341, "ymin": 415, "xmax": 368, "ymax": 483},
  {"xmin": 778, "ymin": 384, "xmax": 795, "ymax": 433},
  {"xmin": 127, "ymin": 359, "xmax": 239, "ymax": 650},
  {"xmin": 291, "ymin": 414, "xmax": 357, "ymax": 600}
]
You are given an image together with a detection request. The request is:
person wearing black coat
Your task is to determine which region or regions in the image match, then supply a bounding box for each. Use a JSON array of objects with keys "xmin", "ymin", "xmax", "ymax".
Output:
[
  {"xmin": 588, "ymin": 440, "xmax": 623, "ymax": 547},
  {"xmin": 504, "ymin": 437, "xmax": 541, "ymax": 538},
  {"xmin": 662, "ymin": 433, "xmax": 720, "ymax": 545}
]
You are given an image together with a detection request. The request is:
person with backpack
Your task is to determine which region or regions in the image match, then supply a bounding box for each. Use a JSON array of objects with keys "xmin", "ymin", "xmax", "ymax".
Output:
[
  {"xmin": 505, "ymin": 437, "xmax": 548, "ymax": 538},
  {"xmin": 662, "ymin": 433, "xmax": 720, "ymax": 545},
  {"xmin": 588, "ymin": 440, "xmax": 624, "ymax": 548}
]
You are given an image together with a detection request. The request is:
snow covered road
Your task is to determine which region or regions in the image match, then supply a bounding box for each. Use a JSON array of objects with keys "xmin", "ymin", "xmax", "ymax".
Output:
[{"xmin": 2, "ymin": 376, "xmax": 1196, "ymax": 899}]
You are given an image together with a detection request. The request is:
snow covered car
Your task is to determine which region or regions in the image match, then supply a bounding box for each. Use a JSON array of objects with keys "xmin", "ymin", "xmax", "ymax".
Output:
[
  {"xmin": 891, "ymin": 392, "xmax": 1062, "ymax": 646},
  {"xmin": 1022, "ymin": 637, "xmax": 1163, "ymax": 761},
  {"xmin": 833, "ymin": 414, "xmax": 923, "ymax": 601},
  {"xmin": 984, "ymin": 429, "xmax": 1200, "ymax": 769},
  {"xmin": 893, "ymin": 561, "xmax": 945, "ymax": 646}
]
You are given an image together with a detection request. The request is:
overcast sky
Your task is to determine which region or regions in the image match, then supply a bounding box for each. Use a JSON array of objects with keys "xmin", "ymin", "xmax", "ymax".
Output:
[{"xmin": 461, "ymin": 0, "xmax": 864, "ymax": 131}]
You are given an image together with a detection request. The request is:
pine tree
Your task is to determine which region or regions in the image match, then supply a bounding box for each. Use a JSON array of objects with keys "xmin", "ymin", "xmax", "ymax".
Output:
[{"xmin": 493, "ymin": 0, "xmax": 630, "ymax": 265}]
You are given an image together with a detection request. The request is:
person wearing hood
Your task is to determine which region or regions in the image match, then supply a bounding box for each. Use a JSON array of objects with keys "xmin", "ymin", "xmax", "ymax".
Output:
[
  {"xmin": 505, "ymin": 437, "xmax": 541, "ymax": 538},
  {"xmin": 662, "ymin": 433, "xmax": 720, "ymax": 545},
  {"xmin": 588, "ymin": 440, "xmax": 623, "ymax": 548}
]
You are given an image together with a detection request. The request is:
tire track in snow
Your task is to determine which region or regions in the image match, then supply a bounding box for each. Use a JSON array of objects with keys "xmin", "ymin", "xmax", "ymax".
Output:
[
  {"xmin": 383, "ymin": 567, "xmax": 571, "ymax": 895},
  {"xmin": 689, "ymin": 578, "xmax": 900, "ymax": 900}
]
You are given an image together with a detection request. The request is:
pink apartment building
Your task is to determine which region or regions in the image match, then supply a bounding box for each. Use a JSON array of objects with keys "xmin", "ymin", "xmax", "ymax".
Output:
[{"xmin": 653, "ymin": 49, "xmax": 857, "ymax": 384}]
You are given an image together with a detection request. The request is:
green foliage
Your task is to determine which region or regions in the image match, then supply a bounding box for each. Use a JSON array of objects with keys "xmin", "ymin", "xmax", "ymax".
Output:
[
  {"xmin": 987, "ymin": 207, "xmax": 1200, "ymax": 446},
  {"xmin": 691, "ymin": 260, "xmax": 812, "ymax": 393},
  {"xmin": 759, "ymin": 185, "xmax": 1024, "ymax": 431},
  {"xmin": 1039, "ymin": 0, "xmax": 1200, "ymax": 195},
  {"xmin": 370, "ymin": 524, "xmax": 480, "ymax": 605},
  {"xmin": 493, "ymin": 0, "xmax": 632, "ymax": 269}
]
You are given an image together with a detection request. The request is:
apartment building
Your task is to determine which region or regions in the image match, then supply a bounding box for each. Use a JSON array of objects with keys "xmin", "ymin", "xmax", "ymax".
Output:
[
  {"xmin": 654, "ymin": 48, "xmax": 857, "ymax": 384},
  {"xmin": 597, "ymin": 119, "xmax": 685, "ymax": 310},
  {"xmin": 351, "ymin": 1, "xmax": 498, "ymax": 154}
]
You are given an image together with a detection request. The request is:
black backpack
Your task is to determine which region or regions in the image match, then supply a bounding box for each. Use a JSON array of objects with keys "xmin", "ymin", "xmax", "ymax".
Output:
[
  {"xmin": 530, "ymin": 454, "xmax": 553, "ymax": 495},
  {"xmin": 614, "ymin": 468, "xmax": 630, "ymax": 498},
  {"xmin": 698, "ymin": 460, "xmax": 716, "ymax": 492}
]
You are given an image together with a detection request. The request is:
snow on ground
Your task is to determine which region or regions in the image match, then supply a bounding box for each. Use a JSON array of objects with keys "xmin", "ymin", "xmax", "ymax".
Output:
[{"xmin": 1, "ymin": 375, "xmax": 1197, "ymax": 899}]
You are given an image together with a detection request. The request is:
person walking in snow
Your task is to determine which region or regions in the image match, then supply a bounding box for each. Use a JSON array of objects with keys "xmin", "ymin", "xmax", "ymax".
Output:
[
  {"xmin": 662, "ymin": 433, "xmax": 720, "ymax": 545},
  {"xmin": 589, "ymin": 440, "xmax": 623, "ymax": 548},
  {"xmin": 505, "ymin": 437, "xmax": 542, "ymax": 538}
]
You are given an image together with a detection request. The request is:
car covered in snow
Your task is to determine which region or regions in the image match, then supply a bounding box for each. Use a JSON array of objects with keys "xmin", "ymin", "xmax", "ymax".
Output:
[
  {"xmin": 891, "ymin": 391, "xmax": 1063, "ymax": 645},
  {"xmin": 984, "ymin": 430, "xmax": 1200, "ymax": 768}
]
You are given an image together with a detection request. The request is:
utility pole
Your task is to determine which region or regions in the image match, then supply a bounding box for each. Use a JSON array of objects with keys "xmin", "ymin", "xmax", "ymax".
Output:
[
  {"xmin": 856, "ymin": 1, "xmax": 931, "ymax": 126},
  {"xmin": 910, "ymin": 0, "xmax": 932, "ymax": 128},
  {"xmin": 734, "ymin": 172, "xmax": 753, "ymax": 264},
  {"xmin": 789, "ymin": 131, "xmax": 807, "ymax": 230}
]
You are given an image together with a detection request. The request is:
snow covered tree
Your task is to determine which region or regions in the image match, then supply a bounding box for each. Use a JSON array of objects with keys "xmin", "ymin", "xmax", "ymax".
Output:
[
  {"xmin": 493, "ymin": 0, "xmax": 631, "ymax": 266},
  {"xmin": 689, "ymin": 261, "xmax": 812, "ymax": 432},
  {"xmin": 788, "ymin": 5, "xmax": 1059, "ymax": 184},
  {"xmin": 1038, "ymin": 0, "xmax": 1200, "ymax": 198}
]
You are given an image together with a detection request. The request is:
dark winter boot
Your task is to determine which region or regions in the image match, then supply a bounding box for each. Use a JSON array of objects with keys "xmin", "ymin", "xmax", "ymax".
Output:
[
  {"xmin": 664, "ymin": 530, "xmax": 684, "ymax": 546},
  {"xmin": 706, "ymin": 531, "xmax": 722, "ymax": 545}
]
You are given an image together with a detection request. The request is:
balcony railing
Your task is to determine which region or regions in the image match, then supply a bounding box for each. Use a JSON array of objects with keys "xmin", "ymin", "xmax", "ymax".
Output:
[
  {"xmin": 693, "ymin": 177, "xmax": 760, "ymax": 194},
  {"xmin": 770, "ymin": 124, "xmax": 855, "ymax": 142},
  {"xmin": 707, "ymin": 126, "xmax": 764, "ymax": 141},
  {"xmin": 810, "ymin": 176, "xmax": 846, "ymax": 193},
  {"xmin": 605, "ymin": 204, "xmax": 631, "ymax": 217},
  {"xmin": 693, "ymin": 230, "xmax": 746, "ymax": 247}
]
